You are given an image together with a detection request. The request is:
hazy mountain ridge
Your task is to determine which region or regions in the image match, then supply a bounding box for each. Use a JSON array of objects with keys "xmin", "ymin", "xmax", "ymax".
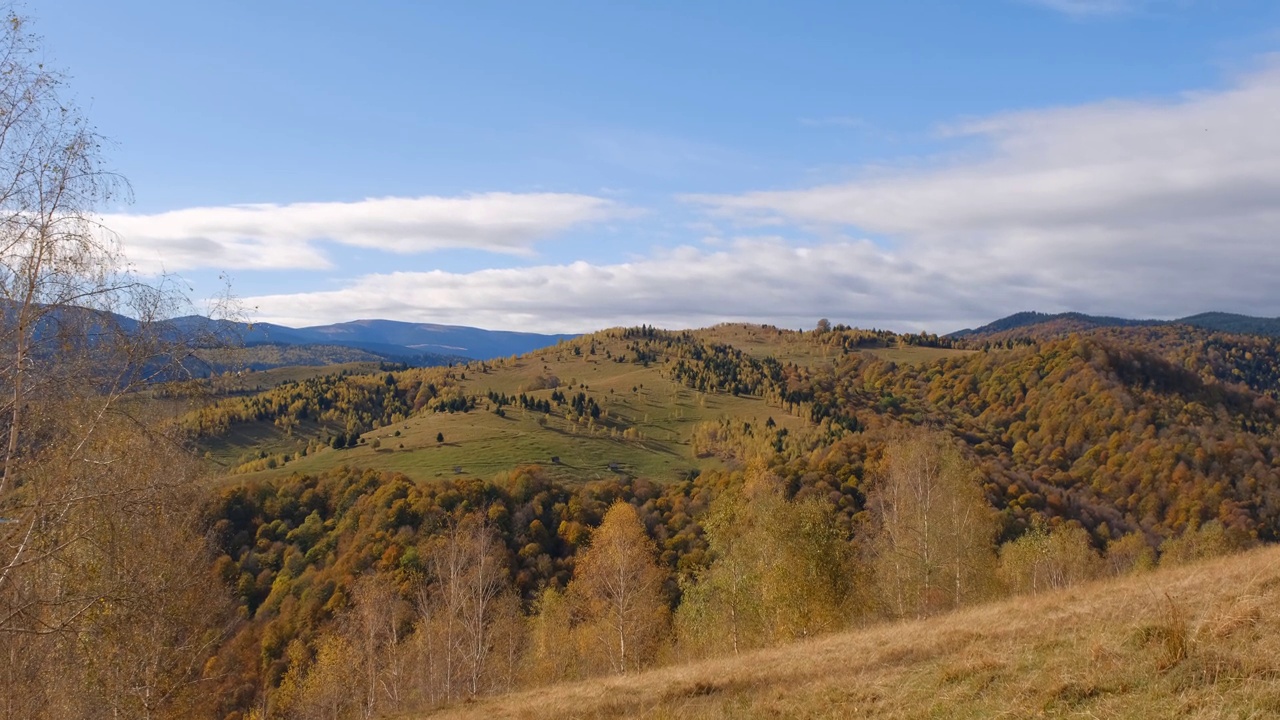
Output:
[
  {"xmin": 166, "ymin": 315, "xmax": 577, "ymax": 361},
  {"xmin": 951, "ymin": 310, "xmax": 1280, "ymax": 339},
  {"xmin": 0, "ymin": 306, "xmax": 570, "ymax": 373}
]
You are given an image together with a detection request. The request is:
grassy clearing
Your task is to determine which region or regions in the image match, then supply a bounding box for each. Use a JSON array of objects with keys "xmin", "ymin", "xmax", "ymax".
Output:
[
  {"xmin": 692, "ymin": 323, "xmax": 835, "ymax": 366},
  {"xmin": 421, "ymin": 545, "xmax": 1280, "ymax": 719},
  {"xmin": 216, "ymin": 328, "xmax": 963, "ymax": 485},
  {"xmin": 862, "ymin": 345, "xmax": 973, "ymax": 364},
  {"xmin": 694, "ymin": 323, "xmax": 973, "ymax": 367},
  {"xmin": 234, "ymin": 407, "xmax": 725, "ymax": 484},
  {"xmin": 233, "ymin": 337, "xmax": 803, "ymax": 485},
  {"xmin": 207, "ymin": 361, "xmax": 388, "ymax": 394},
  {"xmin": 200, "ymin": 420, "xmax": 329, "ymax": 471}
]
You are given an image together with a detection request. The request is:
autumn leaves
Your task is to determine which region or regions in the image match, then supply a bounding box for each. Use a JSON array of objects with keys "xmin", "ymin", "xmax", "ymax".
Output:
[
  {"xmin": 871, "ymin": 433, "xmax": 1000, "ymax": 618},
  {"xmin": 565, "ymin": 502, "xmax": 669, "ymax": 674},
  {"xmin": 675, "ymin": 464, "xmax": 854, "ymax": 657}
]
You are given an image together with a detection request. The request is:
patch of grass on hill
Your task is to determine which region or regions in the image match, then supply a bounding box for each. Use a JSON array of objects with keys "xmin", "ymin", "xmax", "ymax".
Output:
[
  {"xmin": 863, "ymin": 344, "xmax": 973, "ymax": 364},
  {"xmin": 694, "ymin": 323, "xmax": 974, "ymax": 367},
  {"xmin": 208, "ymin": 361, "xmax": 389, "ymax": 394},
  {"xmin": 233, "ymin": 336, "xmax": 804, "ymax": 485},
  {"xmin": 200, "ymin": 419, "xmax": 331, "ymax": 471},
  {"xmin": 691, "ymin": 323, "xmax": 835, "ymax": 366}
]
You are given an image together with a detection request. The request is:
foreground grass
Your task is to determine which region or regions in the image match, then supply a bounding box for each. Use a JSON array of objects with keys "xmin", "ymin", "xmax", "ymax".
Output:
[{"xmin": 422, "ymin": 545, "xmax": 1280, "ymax": 719}]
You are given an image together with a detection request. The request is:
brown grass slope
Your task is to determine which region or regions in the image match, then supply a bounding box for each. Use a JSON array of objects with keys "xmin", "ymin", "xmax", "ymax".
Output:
[{"xmin": 422, "ymin": 546, "xmax": 1280, "ymax": 719}]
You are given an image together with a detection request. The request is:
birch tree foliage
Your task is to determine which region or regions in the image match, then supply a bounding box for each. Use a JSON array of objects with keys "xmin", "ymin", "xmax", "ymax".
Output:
[
  {"xmin": 871, "ymin": 430, "xmax": 998, "ymax": 618},
  {"xmin": 570, "ymin": 501, "xmax": 667, "ymax": 674},
  {"xmin": 676, "ymin": 465, "xmax": 854, "ymax": 659}
]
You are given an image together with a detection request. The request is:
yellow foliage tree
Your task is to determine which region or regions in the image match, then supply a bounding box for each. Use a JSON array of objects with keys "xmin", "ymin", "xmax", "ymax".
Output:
[
  {"xmin": 999, "ymin": 523, "xmax": 1100, "ymax": 594},
  {"xmin": 570, "ymin": 501, "xmax": 668, "ymax": 674}
]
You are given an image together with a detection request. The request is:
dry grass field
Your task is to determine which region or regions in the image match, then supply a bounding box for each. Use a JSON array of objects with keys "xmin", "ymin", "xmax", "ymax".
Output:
[{"xmin": 419, "ymin": 545, "xmax": 1280, "ymax": 719}]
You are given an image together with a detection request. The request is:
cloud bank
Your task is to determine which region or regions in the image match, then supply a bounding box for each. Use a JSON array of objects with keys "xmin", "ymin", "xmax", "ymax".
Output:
[
  {"xmin": 244, "ymin": 238, "xmax": 957, "ymax": 333},
  {"xmin": 107, "ymin": 192, "xmax": 622, "ymax": 273},
  {"xmin": 228, "ymin": 61, "xmax": 1280, "ymax": 333},
  {"xmin": 680, "ymin": 62, "xmax": 1280, "ymax": 328}
]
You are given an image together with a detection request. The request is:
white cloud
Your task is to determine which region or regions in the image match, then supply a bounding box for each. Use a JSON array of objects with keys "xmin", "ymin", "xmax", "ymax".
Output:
[
  {"xmin": 220, "ymin": 61, "xmax": 1280, "ymax": 335},
  {"xmin": 105, "ymin": 192, "xmax": 623, "ymax": 273},
  {"xmin": 1019, "ymin": 0, "xmax": 1154, "ymax": 17},
  {"xmin": 679, "ymin": 62, "xmax": 1280, "ymax": 327},
  {"xmin": 243, "ymin": 237, "xmax": 1059, "ymax": 334}
]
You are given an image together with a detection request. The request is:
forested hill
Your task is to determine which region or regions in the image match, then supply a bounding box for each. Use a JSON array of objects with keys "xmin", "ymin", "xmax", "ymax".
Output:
[
  {"xmin": 190, "ymin": 322, "xmax": 1280, "ymax": 544},
  {"xmin": 949, "ymin": 311, "xmax": 1154, "ymax": 337},
  {"xmin": 186, "ymin": 322, "xmax": 1280, "ymax": 716},
  {"xmin": 1180, "ymin": 311, "xmax": 1280, "ymax": 337},
  {"xmin": 951, "ymin": 310, "xmax": 1280, "ymax": 340}
]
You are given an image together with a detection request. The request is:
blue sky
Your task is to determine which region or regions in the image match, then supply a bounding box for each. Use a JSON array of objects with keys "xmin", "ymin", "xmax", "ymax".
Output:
[{"xmin": 32, "ymin": 0, "xmax": 1280, "ymax": 332}]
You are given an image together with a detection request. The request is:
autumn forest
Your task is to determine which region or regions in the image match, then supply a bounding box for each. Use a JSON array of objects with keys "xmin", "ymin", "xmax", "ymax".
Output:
[{"xmin": 4, "ymin": 8, "xmax": 1280, "ymax": 720}]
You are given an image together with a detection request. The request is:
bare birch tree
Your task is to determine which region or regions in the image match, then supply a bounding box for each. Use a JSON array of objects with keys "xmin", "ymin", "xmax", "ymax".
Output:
[
  {"xmin": 406, "ymin": 518, "xmax": 519, "ymax": 708},
  {"xmin": 0, "ymin": 10, "xmax": 232, "ymax": 718}
]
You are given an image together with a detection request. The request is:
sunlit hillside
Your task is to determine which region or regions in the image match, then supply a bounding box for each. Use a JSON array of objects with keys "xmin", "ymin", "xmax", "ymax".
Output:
[
  {"xmin": 8, "ymin": 1, "xmax": 1280, "ymax": 718},
  {"xmin": 172, "ymin": 320, "xmax": 1280, "ymax": 718},
  {"xmin": 421, "ymin": 545, "xmax": 1280, "ymax": 719},
  {"xmin": 196, "ymin": 324, "xmax": 963, "ymax": 483}
]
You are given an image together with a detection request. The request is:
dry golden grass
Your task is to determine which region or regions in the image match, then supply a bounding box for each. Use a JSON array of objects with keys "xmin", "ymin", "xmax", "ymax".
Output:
[{"xmin": 415, "ymin": 545, "xmax": 1280, "ymax": 719}]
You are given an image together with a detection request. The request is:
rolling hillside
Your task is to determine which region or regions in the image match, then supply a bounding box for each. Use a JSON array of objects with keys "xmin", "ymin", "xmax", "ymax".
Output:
[
  {"xmin": 188, "ymin": 320, "xmax": 1280, "ymax": 546},
  {"xmin": 182, "ymin": 320, "xmax": 1280, "ymax": 717},
  {"xmin": 190, "ymin": 324, "xmax": 967, "ymax": 484}
]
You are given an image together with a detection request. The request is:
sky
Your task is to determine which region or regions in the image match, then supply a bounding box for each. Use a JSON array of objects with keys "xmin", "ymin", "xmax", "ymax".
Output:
[{"xmin": 31, "ymin": 0, "xmax": 1280, "ymax": 333}]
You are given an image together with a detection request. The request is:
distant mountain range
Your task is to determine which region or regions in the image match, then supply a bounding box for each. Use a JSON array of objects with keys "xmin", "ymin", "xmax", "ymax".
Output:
[
  {"xmin": 168, "ymin": 316, "xmax": 578, "ymax": 363},
  {"xmin": 950, "ymin": 311, "xmax": 1280, "ymax": 339}
]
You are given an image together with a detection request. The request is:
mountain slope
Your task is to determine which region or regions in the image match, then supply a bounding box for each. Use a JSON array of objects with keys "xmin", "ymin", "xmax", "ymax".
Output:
[
  {"xmin": 169, "ymin": 315, "xmax": 577, "ymax": 361},
  {"xmin": 192, "ymin": 323, "xmax": 1280, "ymax": 716},
  {"xmin": 949, "ymin": 310, "xmax": 1155, "ymax": 338},
  {"xmin": 426, "ymin": 545, "xmax": 1280, "ymax": 719},
  {"xmin": 951, "ymin": 310, "xmax": 1280, "ymax": 340},
  {"xmin": 293, "ymin": 318, "xmax": 578, "ymax": 359},
  {"xmin": 190, "ymin": 323, "xmax": 1280, "ymax": 544},
  {"xmin": 192, "ymin": 325, "xmax": 817, "ymax": 483}
]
